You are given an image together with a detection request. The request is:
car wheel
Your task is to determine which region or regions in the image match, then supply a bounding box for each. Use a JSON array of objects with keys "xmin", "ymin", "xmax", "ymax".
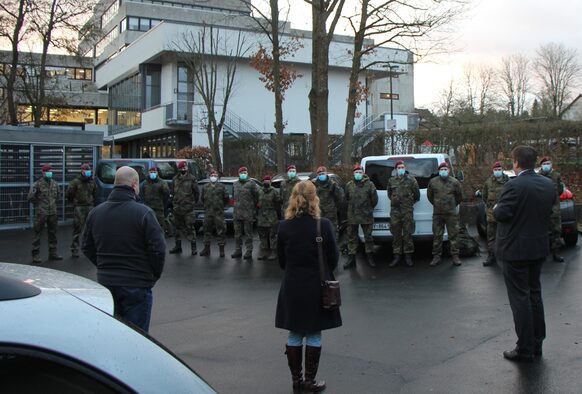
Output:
[{"xmin": 564, "ymin": 231, "xmax": 579, "ymax": 247}]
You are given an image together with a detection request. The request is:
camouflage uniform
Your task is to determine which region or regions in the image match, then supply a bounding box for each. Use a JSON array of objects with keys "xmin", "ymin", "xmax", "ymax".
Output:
[
  {"xmin": 482, "ymin": 173, "xmax": 510, "ymax": 252},
  {"xmin": 172, "ymin": 172, "xmax": 200, "ymax": 245},
  {"xmin": 388, "ymin": 174, "xmax": 420, "ymax": 255},
  {"xmin": 280, "ymin": 177, "xmax": 300, "ymax": 216},
  {"xmin": 257, "ymin": 185, "xmax": 281, "ymax": 259},
  {"xmin": 427, "ymin": 175, "xmax": 463, "ymax": 257},
  {"xmin": 314, "ymin": 177, "xmax": 344, "ymax": 240},
  {"xmin": 201, "ymin": 181, "xmax": 229, "ymax": 247},
  {"xmin": 345, "ymin": 175, "xmax": 378, "ymax": 255},
  {"xmin": 540, "ymin": 169, "xmax": 564, "ymax": 250},
  {"xmin": 143, "ymin": 176, "xmax": 171, "ymax": 235},
  {"xmin": 28, "ymin": 177, "xmax": 60, "ymax": 259},
  {"xmin": 66, "ymin": 174, "xmax": 97, "ymax": 256},
  {"xmin": 233, "ymin": 179, "xmax": 259, "ymax": 254}
]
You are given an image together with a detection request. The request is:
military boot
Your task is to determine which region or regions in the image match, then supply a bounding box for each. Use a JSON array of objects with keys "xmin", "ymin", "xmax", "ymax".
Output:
[
  {"xmin": 191, "ymin": 242, "xmax": 197, "ymax": 256},
  {"xmin": 405, "ymin": 254, "xmax": 414, "ymax": 267},
  {"xmin": 71, "ymin": 249, "xmax": 79, "ymax": 258},
  {"xmin": 483, "ymin": 252, "xmax": 496, "ymax": 267},
  {"xmin": 343, "ymin": 255, "xmax": 356, "ymax": 269},
  {"xmin": 231, "ymin": 248, "xmax": 242, "ymax": 258},
  {"xmin": 219, "ymin": 245, "xmax": 225, "ymax": 257},
  {"xmin": 199, "ymin": 243, "xmax": 211, "ymax": 257},
  {"xmin": 257, "ymin": 249, "xmax": 268, "ymax": 260},
  {"xmin": 429, "ymin": 255, "xmax": 441, "ymax": 267},
  {"xmin": 267, "ymin": 250, "xmax": 277, "ymax": 260},
  {"xmin": 552, "ymin": 249, "xmax": 564, "ymax": 263},
  {"xmin": 366, "ymin": 253, "xmax": 376, "ymax": 268},
  {"xmin": 169, "ymin": 240, "xmax": 182, "ymax": 254},
  {"xmin": 243, "ymin": 249, "xmax": 253, "ymax": 260},
  {"xmin": 32, "ymin": 253, "xmax": 42, "ymax": 264},
  {"xmin": 48, "ymin": 250, "xmax": 63, "ymax": 261},
  {"xmin": 389, "ymin": 254, "xmax": 401, "ymax": 268},
  {"xmin": 452, "ymin": 255, "xmax": 462, "ymax": 266}
]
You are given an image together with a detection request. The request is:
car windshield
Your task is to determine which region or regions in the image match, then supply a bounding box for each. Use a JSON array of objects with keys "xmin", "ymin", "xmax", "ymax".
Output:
[
  {"xmin": 97, "ymin": 162, "xmax": 147, "ymax": 184},
  {"xmin": 365, "ymin": 158, "xmax": 439, "ymax": 190}
]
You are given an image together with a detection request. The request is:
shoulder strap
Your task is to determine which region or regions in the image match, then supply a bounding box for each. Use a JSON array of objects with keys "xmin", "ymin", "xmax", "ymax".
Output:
[{"xmin": 316, "ymin": 218, "xmax": 327, "ymax": 282}]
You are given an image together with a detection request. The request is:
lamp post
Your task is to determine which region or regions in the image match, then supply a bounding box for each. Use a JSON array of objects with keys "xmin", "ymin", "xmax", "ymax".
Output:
[{"xmin": 388, "ymin": 64, "xmax": 398, "ymax": 153}]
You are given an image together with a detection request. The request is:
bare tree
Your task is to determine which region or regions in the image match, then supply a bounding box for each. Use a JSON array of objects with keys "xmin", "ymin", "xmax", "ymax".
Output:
[
  {"xmin": 173, "ymin": 25, "xmax": 249, "ymax": 173},
  {"xmin": 499, "ymin": 54, "xmax": 530, "ymax": 119},
  {"xmin": 534, "ymin": 42, "xmax": 581, "ymax": 118},
  {"xmin": 435, "ymin": 78, "xmax": 458, "ymax": 120},
  {"xmin": 458, "ymin": 63, "xmax": 497, "ymax": 120}
]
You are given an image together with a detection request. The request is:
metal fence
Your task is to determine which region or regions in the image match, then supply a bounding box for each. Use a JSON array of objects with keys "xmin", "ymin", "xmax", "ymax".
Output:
[{"xmin": 0, "ymin": 144, "xmax": 97, "ymax": 229}]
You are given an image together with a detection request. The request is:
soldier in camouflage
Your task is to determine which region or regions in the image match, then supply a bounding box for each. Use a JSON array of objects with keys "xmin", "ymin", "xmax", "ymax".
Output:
[
  {"xmin": 28, "ymin": 164, "xmax": 62, "ymax": 263},
  {"xmin": 67, "ymin": 163, "xmax": 97, "ymax": 258},
  {"xmin": 199, "ymin": 170, "xmax": 229, "ymax": 257},
  {"xmin": 232, "ymin": 166, "xmax": 259, "ymax": 260},
  {"xmin": 539, "ymin": 156, "xmax": 565, "ymax": 262},
  {"xmin": 280, "ymin": 164, "xmax": 300, "ymax": 216},
  {"xmin": 344, "ymin": 164, "xmax": 379, "ymax": 269},
  {"xmin": 257, "ymin": 175, "xmax": 281, "ymax": 260},
  {"xmin": 482, "ymin": 161, "xmax": 510, "ymax": 267},
  {"xmin": 427, "ymin": 162, "xmax": 463, "ymax": 267},
  {"xmin": 169, "ymin": 161, "xmax": 200, "ymax": 256},
  {"xmin": 313, "ymin": 166, "xmax": 344, "ymax": 240},
  {"xmin": 387, "ymin": 160, "xmax": 420, "ymax": 267},
  {"xmin": 143, "ymin": 167, "xmax": 171, "ymax": 236}
]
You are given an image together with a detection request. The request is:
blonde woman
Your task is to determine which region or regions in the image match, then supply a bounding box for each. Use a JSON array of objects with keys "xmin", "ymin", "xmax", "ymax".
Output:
[{"xmin": 275, "ymin": 180, "xmax": 342, "ymax": 393}]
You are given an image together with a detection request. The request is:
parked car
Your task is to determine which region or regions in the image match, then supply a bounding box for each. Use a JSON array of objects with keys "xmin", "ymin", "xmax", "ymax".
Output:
[
  {"xmin": 193, "ymin": 177, "xmax": 261, "ymax": 233},
  {"xmin": 0, "ymin": 262, "xmax": 216, "ymax": 393}
]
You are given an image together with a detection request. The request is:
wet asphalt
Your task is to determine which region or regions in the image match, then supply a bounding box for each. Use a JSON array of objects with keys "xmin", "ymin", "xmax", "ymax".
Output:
[{"xmin": 0, "ymin": 225, "xmax": 581, "ymax": 394}]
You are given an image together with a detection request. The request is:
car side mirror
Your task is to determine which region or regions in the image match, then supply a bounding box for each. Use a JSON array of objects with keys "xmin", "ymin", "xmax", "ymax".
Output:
[{"xmin": 456, "ymin": 170, "xmax": 464, "ymax": 182}]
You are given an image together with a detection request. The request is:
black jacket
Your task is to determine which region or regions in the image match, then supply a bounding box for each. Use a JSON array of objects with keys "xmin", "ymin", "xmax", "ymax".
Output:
[
  {"xmin": 493, "ymin": 170, "xmax": 555, "ymax": 261},
  {"xmin": 82, "ymin": 185, "xmax": 166, "ymax": 288},
  {"xmin": 275, "ymin": 215, "xmax": 342, "ymax": 332}
]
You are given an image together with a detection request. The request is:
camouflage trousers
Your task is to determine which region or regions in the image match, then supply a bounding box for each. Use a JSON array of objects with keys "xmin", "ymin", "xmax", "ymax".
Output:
[
  {"xmin": 70, "ymin": 205, "xmax": 93, "ymax": 253},
  {"xmin": 347, "ymin": 223, "xmax": 373, "ymax": 255},
  {"xmin": 32, "ymin": 213, "xmax": 58, "ymax": 255},
  {"xmin": 390, "ymin": 206, "xmax": 415, "ymax": 255},
  {"xmin": 432, "ymin": 213, "xmax": 460, "ymax": 256},
  {"xmin": 151, "ymin": 208, "xmax": 171, "ymax": 237},
  {"xmin": 486, "ymin": 220, "xmax": 497, "ymax": 252},
  {"xmin": 258, "ymin": 224, "xmax": 277, "ymax": 251},
  {"xmin": 322, "ymin": 216, "xmax": 339, "ymax": 241},
  {"xmin": 203, "ymin": 213, "xmax": 226, "ymax": 246},
  {"xmin": 233, "ymin": 219, "xmax": 253, "ymax": 251},
  {"xmin": 173, "ymin": 211, "xmax": 197, "ymax": 243},
  {"xmin": 550, "ymin": 212, "xmax": 562, "ymax": 250}
]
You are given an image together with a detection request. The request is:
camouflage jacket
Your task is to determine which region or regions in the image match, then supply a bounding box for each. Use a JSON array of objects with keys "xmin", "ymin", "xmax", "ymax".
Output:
[
  {"xmin": 201, "ymin": 182, "xmax": 229, "ymax": 215},
  {"xmin": 483, "ymin": 173, "xmax": 510, "ymax": 220},
  {"xmin": 143, "ymin": 178, "xmax": 170, "ymax": 211},
  {"xmin": 28, "ymin": 177, "xmax": 59, "ymax": 215},
  {"xmin": 427, "ymin": 175, "xmax": 462, "ymax": 215},
  {"xmin": 540, "ymin": 170, "xmax": 564, "ymax": 206},
  {"xmin": 280, "ymin": 177, "xmax": 301, "ymax": 213},
  {"xmin": 345, "ymin": 176, "xmax": 378, "ymax": 224},
  {"xmin": 233, "ymin": 179, "xmax": 259, "ymax": 221},
  {"xmin": 172, "ymin": 173, "xmax": 200, "ymax": 214},
  {"xmin": 387, "ymin": 174, "xmax": 420, "ymax": 210},
  {"xmin": 66, "ymin": 175, "xmax": 97, "ymax": 207},
  {"xmin": 257, "ymin": 186, "xmax": 281, "ymax": 227},
  {"xmin": 314, "ymin": 177, "xmax": 343, "ymax": 221}
]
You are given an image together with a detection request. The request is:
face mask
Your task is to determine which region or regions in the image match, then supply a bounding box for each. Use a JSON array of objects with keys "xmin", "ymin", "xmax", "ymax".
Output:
[
  {"xmin": 493, "ymin": 170, "xmax": 502, "ymax": 178},
  {"xmin": 44, "ymin": 172, "xmax": 53, "ymax": 178},
  {"xmin": 149, "ymin": 173, "xmax": 157, "ymax": 180},
  {"xmin": 318, "ymin": 174, "xmax": 327, "ymax": 182},
  {"xmin": 541, "ymin": 164, "xmax": 551, "ymax": 172},
  {"xmin": 287, "ymin": 171, "xmax": 296, "ymax": 178},
  {"xmin": 239, "ymin": 173, "xmax": 248, "ymax": 181},
  {"xmin": 180, "ymin": 169, "xmax": 187, "ymax": 174},
  {"xmin": 354, "ymin": 173, "xmax": 363, "ymax": 181},
  {"xmin": 210, "ymin": 176, "xmax": 218, "ymax": 183},
  {"xmin": 263, "ymin": 182, "xmax": 270, "ymax": 188},
  {"xmin": 397, "ymin": 168, "xmax": 405, "ymax": 177},
  {"xmin": 84, "ymin": 170, "xmax": 92, "ymax": 177},
  {"xmin": 439, "ymin": 170, "xmax": 449, "ymax": 178}
]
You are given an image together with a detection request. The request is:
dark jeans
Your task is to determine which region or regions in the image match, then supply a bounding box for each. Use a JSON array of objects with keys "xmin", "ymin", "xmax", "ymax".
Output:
[
  {"xmin": 107, "ymin": 286, "xmax": 153, "ymax": 333},
  {"xmin": 503, "ymin": 258, "xmax": 546, "ymax": 354}
]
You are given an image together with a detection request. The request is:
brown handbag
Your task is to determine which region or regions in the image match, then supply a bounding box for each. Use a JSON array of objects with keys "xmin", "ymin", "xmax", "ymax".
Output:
[{"xmin": 316, "ymin": 218, "xmax": 341, "ymax": 310}]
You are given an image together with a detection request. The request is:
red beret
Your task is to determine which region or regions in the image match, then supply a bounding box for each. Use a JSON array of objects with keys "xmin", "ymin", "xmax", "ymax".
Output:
[
  {"xmin": 539, "ymin": 156, "xmax": 551, "ymax": 164},
  {"xmin": 209, "ymin": 170, "xmax": 218, "ymax": 176},
  {"xmin": 395, "ymin": 160, "xmax": 404, "ymax": 167},
  {"xmin": 41, "ymin": 164, "xmax": 52, "ymax": 172},
  {"xmin": 149, "ymin": 166, "xmax": 158, "ymax": 172},
  {"xmin": 438, "ymin": 162, "xmax": 449, "ymax": 170},
  {"xmin": 177, "ymin": 161, "xmax": 187, "ymax": 169},
  {"xmin": 353, "ymin": 164, "xmax": 363, "ymax": 172},
  {"xmin": 262, "ymin": 175, "xmax": 271, "ymax": 181},
  {"xmin": 287, "ymin": 164, "xmax": 296, "ymax": 171},
  {"xmin": 81, "ymin": 163, "xmax": 91, "ymax": 170},
  {"xmin": 492, "ymin": 161, "xmax": 502, "ymax": 169},
  {"xmin": 238, "ymin": 166, "xmax": 248, "ymax": 173},
  {"xmin": 316, "ymin": 166, "xmax": 327, "ymax": 174}
]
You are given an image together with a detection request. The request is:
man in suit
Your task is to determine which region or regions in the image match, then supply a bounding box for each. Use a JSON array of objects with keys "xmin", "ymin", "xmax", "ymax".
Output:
[{"xmin": 493, "ymin": 146, "xmax": 555, "ymax": 362}]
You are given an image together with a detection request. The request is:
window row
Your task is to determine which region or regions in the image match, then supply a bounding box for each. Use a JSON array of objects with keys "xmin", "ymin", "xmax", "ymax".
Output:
[
  {"xmin": 96, "ymin": 27, "xmax": 119, "ymax": 57},
  {"xmin": 101, "ymin": 0, "xmax": 120, "ymax": 28},
  {"xmin": 0, "ymin": 64, "xmax": 92, "ymax": 81},
  {"xmin": 120, "ymin": 16, "xmax": 161, "ymax": 32}
]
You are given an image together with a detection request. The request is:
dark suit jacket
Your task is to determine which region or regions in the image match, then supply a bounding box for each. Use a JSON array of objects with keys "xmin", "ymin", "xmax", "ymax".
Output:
[{"xmin": 493, "ymin": 169, "xmax": 555, "ymax": 261}]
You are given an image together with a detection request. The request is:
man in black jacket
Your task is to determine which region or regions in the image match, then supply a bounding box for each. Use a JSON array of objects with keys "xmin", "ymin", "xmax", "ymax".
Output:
[
  {"xmin": 493, "ymin": 146, "xmax": 554, "ymax": 362},
  {"xmin": 82, "ymin": 166, "xmax": 166, "ymax": 332}
]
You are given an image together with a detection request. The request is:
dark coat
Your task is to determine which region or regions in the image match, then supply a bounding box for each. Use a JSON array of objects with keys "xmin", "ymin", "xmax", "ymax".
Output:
[
  {"xmin": 493, "ymin": 170, "xmax": 555, "ymax": 261},
  {"xmin": 275, "ymin": 215, "xmax": 342, "ymax": 333}
]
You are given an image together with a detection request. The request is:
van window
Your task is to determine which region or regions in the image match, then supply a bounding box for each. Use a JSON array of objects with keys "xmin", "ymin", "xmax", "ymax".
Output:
[
  {"xmin": 155, "ymin": 162, "xmax": 176, "ymax": 180},
  {"xmin": 365, "ymin": 158, "xmax": 439, "ymax": 190},
  {"xmin": 97, "ymin": 162, "xmax": 147, "ymax": 184}
]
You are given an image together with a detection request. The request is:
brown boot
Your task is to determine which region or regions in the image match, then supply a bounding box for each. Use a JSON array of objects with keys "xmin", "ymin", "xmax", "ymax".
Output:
[
  {"xmin": 285, "ymin": 345, "xmax": 303, "ymax": 394},
  {"xmin": 343, "ymin": 255, "xmax": 356, "ymax": 269},
  {"xmin": 48, "ymin": 250, "xmax": 63, "ymax": 261},
  {"xmin": 429, "ymin": 255, "xmax": 441, "ymax": 267},
  {"xmin": 452, "ymin": 255, "xmax": 462, "ymax": 266},
  {"xmin": 303, "ymin": 345, "xmax": 326, "ymax": 392},
  {"xmin": 169, "ymin": 240, "xmax": 182, "ymax": 254},
  {"xmin": 389, "ymin": 254, "xmax": 401, "ymax": 268},
  {"xmin": 32, "ymin": 253, "xmax": 42, "ymax": 264},
  {"xmin": 199, "ymin": 243, "xmax": 211, "ymax": 256},
  {"xmin": 257, "ymin": 249, "xmax": 268, "ymax": 260},
  {"xmin": 219, "ymin": 245, "xmax": 225, "ymax": 257}
]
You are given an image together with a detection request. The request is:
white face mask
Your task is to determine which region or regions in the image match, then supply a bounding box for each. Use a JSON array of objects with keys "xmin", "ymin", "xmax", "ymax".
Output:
[{"xmin": 210, "ymin": 176, "xmax": 218, "ymax": 183}]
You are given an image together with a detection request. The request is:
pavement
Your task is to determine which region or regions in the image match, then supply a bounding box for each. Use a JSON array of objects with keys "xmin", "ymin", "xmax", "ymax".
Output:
[{"xmin": 0, "ymin": 225, "xmax": 581, "ymax": 394}]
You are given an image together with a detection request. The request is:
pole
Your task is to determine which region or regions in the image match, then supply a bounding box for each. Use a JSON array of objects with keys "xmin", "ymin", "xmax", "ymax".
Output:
[{"xmin": 389, "ymin": 67, "xmax": 394, "ymax": 154}]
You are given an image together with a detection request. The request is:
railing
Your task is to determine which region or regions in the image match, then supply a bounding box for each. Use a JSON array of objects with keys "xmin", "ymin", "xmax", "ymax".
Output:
[{"xmin": 329, "ymin": 113, "xmax": 384, "ymax": 165}]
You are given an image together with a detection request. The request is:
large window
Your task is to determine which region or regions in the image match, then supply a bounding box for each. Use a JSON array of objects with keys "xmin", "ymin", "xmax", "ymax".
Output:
[
  {"xmin": 176, "ymin": 65, "xmax": 194, "ymax": 121},
  {"xmin": 143, "ymin": 64, "xmax": 161, "ymax": 109},
  {"xmin": 121, "ymin": 17, "xmax": 161, "ymax": 32},
  {"xmin": 109, "ymin": 73, "xmax": 142, "ymax": 128}
]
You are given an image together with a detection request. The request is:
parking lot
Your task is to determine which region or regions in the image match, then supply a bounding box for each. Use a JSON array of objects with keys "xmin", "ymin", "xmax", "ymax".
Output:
[{"xmin": 1, "ymin": 225, "xmax": 581, "ymax": 393}]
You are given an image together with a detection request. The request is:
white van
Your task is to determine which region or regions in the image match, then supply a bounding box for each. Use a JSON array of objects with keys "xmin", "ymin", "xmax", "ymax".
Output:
[{"xmin": 359, "ymin": 153, "xmax": 460, "ymax": 244}]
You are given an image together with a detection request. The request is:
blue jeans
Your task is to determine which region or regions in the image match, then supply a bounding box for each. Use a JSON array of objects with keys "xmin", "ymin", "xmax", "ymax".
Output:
[
  {"xmin": 107, "ymin": 286, "xmax": 153, "ymax": 333},
  {"xmin": 288, "ymin": 331, "xmax": 322, "ymax": 347}
]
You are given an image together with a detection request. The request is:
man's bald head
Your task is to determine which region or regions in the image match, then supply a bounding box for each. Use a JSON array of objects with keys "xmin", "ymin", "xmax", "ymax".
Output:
[{"xmin": 115, "ymin": 166, "xmax": 140, "ymax": 195}]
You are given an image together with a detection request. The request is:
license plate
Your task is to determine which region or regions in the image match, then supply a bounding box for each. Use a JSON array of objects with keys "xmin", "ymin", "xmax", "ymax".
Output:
[{"xmin": 373, "ymin": 222, "xmax": 389, "ymax": 230}]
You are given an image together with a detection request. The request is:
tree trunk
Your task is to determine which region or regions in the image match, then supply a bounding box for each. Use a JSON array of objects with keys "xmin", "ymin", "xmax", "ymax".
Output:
[
  {"xmin": 271, "ymin": 0, "xmax": 285, "ymax": 173},
  {"xmin": 7, "ymin": 0, "xmax": 28, "ymax": 125}
]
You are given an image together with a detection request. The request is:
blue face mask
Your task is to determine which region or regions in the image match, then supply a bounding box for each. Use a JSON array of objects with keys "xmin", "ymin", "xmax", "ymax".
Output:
[
  {"xmin": 239, "ymin": 173, "xmax": 248, "ymax": 181},
  {"xmin": 84, "ymin": 170, "xmax": 92, "ymax": 177},
  {"xmin": 541, "ymin": 164, "xmax": 551, "ymax": 172},
  {"xmin": 149, "ymin": 173, "xmax": 158, "ymax": 180},
  {"xmin": 287, "ymin": 171, "xmax": 296, "ymax": 178},
  {"xmin": 397, "ymin": 168, "xmax": 405, "ymax": 177},
  {"xmin": 493, "ymin": 170, "xmax": 502, "ymax": 178},
  {"xmin": 44, "ymin": 171, "xmax": 53, "ymax": 178},
  {"xmin": 318, "ymin": 174, "xmax": 327, "ymax": 182},
  {"xmin": 439, "ymin": 170, "xmax": 449, "ymax": 178},
  {"xmin": 354, "ymin": 173, "xmax": 363, "ymax": 181}
]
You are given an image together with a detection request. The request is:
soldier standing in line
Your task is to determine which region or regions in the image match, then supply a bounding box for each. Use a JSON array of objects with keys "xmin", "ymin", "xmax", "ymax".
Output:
[
  {"xmin": 257, "ymin": 175, "xmax": 281, "ymax": 260},
  {"xmin": 67, "ymin": 163, "xmax": 97, "ymax": 258},
  {"xmin": 539, "ymin": 155, "xmax": 565, "ymax": 262},
  {"xmin": 388, "ymin": 160, "xmax": 420, "ymax": 268},
  {"xmin": 28, "ymin": 164, "xmax": 62, "ymax": 263},
  {"xmin": 143, "ymin": 167, "xmax": 170, "ymax": 236},
  {"xmin": 482, "ymin": 161, "xmax": 510, "ymax": 267},
  {"xmin": 427, "ymin": 162, "xmax": 463, "ymax": 267},
  {"xmin": 313, "ymin": 166, "xmax": 344, "ymax": 241},
  {"xmin": 232, "ymin": 166, "xmax": 259, "ymax": 260},
  {"xmin": 199, "ymin": 170, "xmax": 229, "ymax": 257},
  {"xmin": 280, "ymin": 164, "xmax": 300, "ymax": 215},
  {"xmin": 169, "ymin": 161, "xmax": 200, "ymax": 256},
  {"xmin": 343, "ymin": 164, "xmax": 378, "ymax": 269}
]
